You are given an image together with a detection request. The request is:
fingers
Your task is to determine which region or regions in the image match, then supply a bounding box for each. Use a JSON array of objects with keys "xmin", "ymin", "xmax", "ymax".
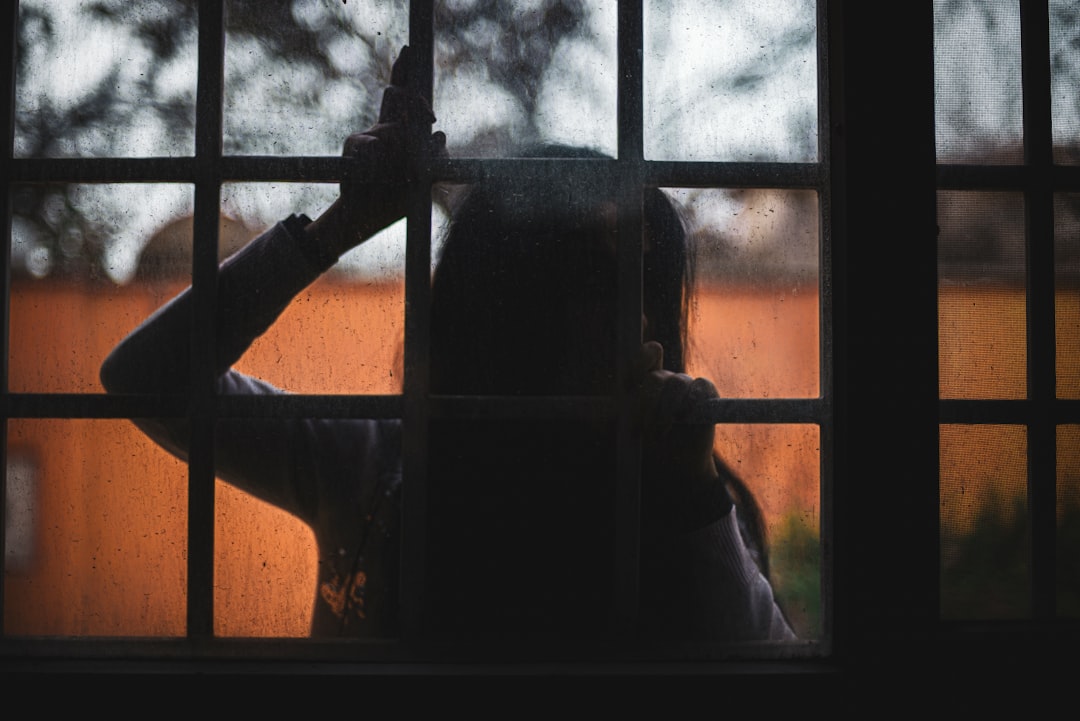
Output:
[{"xmin": 379, "ymin": 46, "xmax": 436, "ymax": 126}]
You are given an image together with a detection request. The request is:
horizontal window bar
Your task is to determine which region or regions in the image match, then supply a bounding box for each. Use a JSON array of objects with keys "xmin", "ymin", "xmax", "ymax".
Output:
[
  {"xmin": 10, "ymin": 156, "xmax": 828, "ymax": 189},
  {"xmin": 2, "ymin": 392, "xmax": 827, "ymax": 424},
  {"xmin": 939, "ymin": 399, "xmax": 1080, "ymax": 424},
  {"xmin": 937, "ymin": 164, "xmax": 1080, "ymax": 191}
]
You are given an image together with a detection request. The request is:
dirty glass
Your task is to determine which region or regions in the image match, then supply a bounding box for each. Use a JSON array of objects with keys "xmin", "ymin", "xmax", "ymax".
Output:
[
  {"xmin": 3, "ymin": 419, "xmax": 188, "ymax": 637},
  {"xmin": 220, "ymin": 183, "xmax": 407, "ymax": 394},
  {"xmin": 1060, "ymin": 425, "xmax": 1080, "ymax": 617},
  {"xmin": 433, "ymin": 0, "xmax": 616, "ymax": 158},
  {"xmin": 223, "ymin": 0, "xmax": 408, "ymax": 156},
  {"xmin": 1051, "ymin": 0, "xmax": 1080, "ymax": 165},
  {"xmin": 713, "ymin": 423, "xmax": 821, "ymax": 639},
  {"xmin": 940, "ymin": 424, "xmax": 1030, "ymax": 620},
  {"xmin": 938, "ymin": 191, "xmax": 1027, "ymax": 400},
  {"xmin": 14, "ymin": 0, "xmax": 197, "ymax": 158},
  {"xmin": 933, "ymin": 0, "xmax": 1023, "ymax": 165},
  {"xmin": 1057, "ymin": 193, "xmax": 1080, "ymax": 399},
  {"xmin": 213, "ymin": 419, "xmax": 319, "ymax": 638},
  {"xmin": 643, "ymin": 0, "xmax": 817, "ymax": 162},
  {"xmin": 670, "ymin": 188, "xmax": 820, "ymax": 399},
  {"xmin": 9, "ymin": 183, "xmax": 194, "ymax": 393}
]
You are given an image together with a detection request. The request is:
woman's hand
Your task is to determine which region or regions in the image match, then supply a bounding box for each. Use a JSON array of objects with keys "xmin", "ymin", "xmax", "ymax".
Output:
[
  {"xmin": 634, "ymin": 341, "xmax": 733, "ymax": 541},
  {"xmin": 306, "ymin": 46, "xmax": 447, "ymax": 259}
]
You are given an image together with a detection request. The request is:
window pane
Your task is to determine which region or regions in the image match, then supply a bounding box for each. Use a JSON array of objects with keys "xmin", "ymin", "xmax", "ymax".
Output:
[
  {"xmin": 938, "ymin": 191, "xmax": 1027, "ymax": 400},
  {"xmin": 9, "ymin": 184, "xmax": 194, "ymax": 393},
  {"xmin": 713, "ymin": 423, "xmax": 821, "ymax": 639},
  {"xmin": 3, "ymin": 419, "xmax": 187, "ymax": 637},
  {"xmin": 1057, "ymin": 193, "xmax": 1080, "ymax": 399},
  {"xmin": 214, "ymin": 443, "xmax": 318, "ymax": 638},
  {"xmin": 434, "ymin": 1, "xmax": 616, "ymax": 158},
  {"xmin": 644, "ymin": 0, "xmax": 817, "ymax": 162},
  {"xmin": 670, "ymin": 188, "xmax": 820, "ymax": 399},
  {"xmin": 1059, "ymin": 425, "xmax": 1080, "ymax": 618},
  {"xmin": 1051, "ymin": 0, "xmax": 1080, "ymax": 165},
  {"xmin": 220, "ymin": 183, "xmax": 406, "ymax": 394},
  {"xmin": 934, "ymin": 0, "xmax": 1023, "ymax": 164},
  {"xmin": 940, "ymin": 424, "xmax": 1029, "ymax": 620},
  {"xmin": 15, "ymin": 0, "xmax": 197, "ymax": 158},
  {"xmin": 223, "ymin": 0, "xmax": 408, "ymax": 155}
]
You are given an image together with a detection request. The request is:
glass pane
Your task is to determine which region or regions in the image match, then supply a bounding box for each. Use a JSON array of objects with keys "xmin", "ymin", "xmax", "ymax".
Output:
[
  {"xmin": 1059, "ymin": 425, "xmax": 1080, "ymax": 618},
  {"xmin": 214, "ymin": 433, "xmax": 319, "ymax": 638},
  {"xmin": 434, "ymin": 1, "xmax": 616, "ymax": 158},
  {"xmin": 15, "ymin": 0, "xmax": 197, "ymax": 158},
  {"xmin": 9, "ymin": 184, "xmax": 194, "ymax": 393},
  {"xmin": 4, "ymin": 419, "xmax": 187, "ymax": 637},
  {"xmin": 644, "ymin": 0, "xmax": 817, "ymax": 162},
  {"xmin": 223, "ymin": 0, "xmax": 408, "ymax": 155},
  {"xmin": 1057, "ymin": 193, "xmax": 1080, "ymax": 399},
  {"xmin": 713, "ymin": 424, "xmax": 821, "ymax": 639},
  {"xmin": 1051, "ymin": 0, "xmax": 1080, "ymax": 165},
  {"xmin": 934, "ymin": 0, "xmax": 1023, "ymax": 164},
  {"xmin": 220, "ymin": 184, "xmax": 406, "ymax": 394},
  {"xmin": 938, "ymin": 191, "xmax": 1027, "ymax": 399},
  {"xmin": 671, "ymin": 188, "xmax": 820, "ymax": 399},
  {"xmin": 940, "ymin": 424, "xmax": 1029, "ymax": 620}
]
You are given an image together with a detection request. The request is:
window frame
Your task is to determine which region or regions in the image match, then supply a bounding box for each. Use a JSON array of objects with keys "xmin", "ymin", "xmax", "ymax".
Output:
[{"xmin": 4, "ymin": 0, "xmax": 1078, "ymax": 691}]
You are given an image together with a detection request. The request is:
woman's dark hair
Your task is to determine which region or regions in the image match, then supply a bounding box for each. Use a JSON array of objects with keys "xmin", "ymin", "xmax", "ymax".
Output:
[{"xmin": 422, "ymin": 144, "xmax": 771, "ymax": 637}]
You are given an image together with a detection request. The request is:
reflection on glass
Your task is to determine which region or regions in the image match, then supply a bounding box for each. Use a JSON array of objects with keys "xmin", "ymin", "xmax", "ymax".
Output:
[
  {"xmin": 668, "ymin": 188, "xmax": 820, "ymax": 399},
  {"xmin": 1057, "ymin": 194, "xmax": 1080, "ymax": 399},
  {"xmin": 223, "ymin": 0, "xmax": 408, "ymax": 155},
  {"xmin": 3, "ymin": 419, "xmax": 187, "ymax": 637},
  {"xmin": 15, "ymin": 0, "xmax": 197, "ymax": 158},
  {"xmin": 713, "ymin": 424, "xmax": 821, "ymax": 639},
  {"xmin": 938, "ymin": 191, "xmax": 1027, "ymax": 399},
  {"xmin": 940, "ymin": 424, "xmax": 1029, "ymax": 619},
  {"xmin": 933, "ymin": 0, "xmax": 1023, "ymax": 164},
  {"xmin": 1051, "ymin": 0, "xmax": 1080, "ymax": 165},
  {"xmin": 1059, "ymin": 425, "xmax": 1080, "ymax": 618},
  {"xmin": 220, "ymin": 183, "xmax": 406, "ymax": 395},
  {"xmin": 9, "ymin": 184, "xmax": 194, "ymax": 393},
  {"xmin": 644, "ymin": 0, "xmax": 817, "ymax": 162},
  {"xmin": 941, "ymin": 423, "xmax": 1023, "ymax": 621},
  {"xmin": 434, "ymin": 1, "xmax": 615, "ymax": 157}
]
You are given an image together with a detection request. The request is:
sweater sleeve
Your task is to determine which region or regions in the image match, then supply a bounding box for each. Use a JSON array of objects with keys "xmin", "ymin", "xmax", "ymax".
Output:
[
  {"xmin": 642, "ymin": 507, "xmax": 797, "ymax": 642},
  {"xmin": 99, "ymin": 216, "xmax": 358, "ymax": 521}
]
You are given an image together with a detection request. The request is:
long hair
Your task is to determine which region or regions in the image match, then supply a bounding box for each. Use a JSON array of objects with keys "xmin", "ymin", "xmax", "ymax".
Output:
[{"xmin": 422, "ymin": 144, "xmax": 771, "ymax": 637}]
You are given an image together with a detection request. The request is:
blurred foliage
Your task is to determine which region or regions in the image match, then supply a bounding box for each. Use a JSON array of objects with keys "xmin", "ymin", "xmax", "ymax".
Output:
[
  {"xmin": 941, "ymin": 492, "xmax": 1031, "ymax": 620},
  {"xmin": 770, "ymin": 513, "xmax": 821, "ymax": 639},
  {"xmin": 12, "ymin": 0, "xmax": 589, "ymax": 280}
]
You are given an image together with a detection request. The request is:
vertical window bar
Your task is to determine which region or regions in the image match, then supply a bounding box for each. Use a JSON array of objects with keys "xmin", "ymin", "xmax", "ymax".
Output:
[
  {"xmin": 399, "ymin": 0, "xmax": 435, "ymax": 641},
  {"xmin": 188, "ymin": 0, "xmax": 226, "ymax": 639},
  {"xmin": 614, "ymin": 0, "xmax": 645, "ymax": 635},
  {"xmin": 816, "ymin": 0, "xmax": 836, "ymax": 651},
  {"xmin": 1020, "ymin": 0, "xmax": 1056, "ymax": 620},
  {"xmin": 0, "ymin": 0, "xmax": 16, "ymax": 627}
]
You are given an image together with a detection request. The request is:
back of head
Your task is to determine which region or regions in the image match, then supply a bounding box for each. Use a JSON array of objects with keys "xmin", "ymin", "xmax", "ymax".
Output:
[{"xmin": 423, "ymin": 144, "xmax": 693, "ymax": 641}]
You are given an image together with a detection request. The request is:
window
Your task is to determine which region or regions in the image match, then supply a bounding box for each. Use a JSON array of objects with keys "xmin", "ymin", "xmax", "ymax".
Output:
[
  {"xmin": 935, "ymin": 0, "xmax": 1080, "ymax": 623},
  {"xmin": 3, "ymin": 0, "xmax": 1077, "ymax": 694}
]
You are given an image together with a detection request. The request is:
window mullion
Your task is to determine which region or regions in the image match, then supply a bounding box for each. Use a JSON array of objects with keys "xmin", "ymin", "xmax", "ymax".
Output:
[
  {"xmin": 614, "ymin": 0, "xmax": 645, "ymax": 636},
  {"xmin": 187, "ymin": 0, "xmax": 226, "ymax": 641},
  {"xmin": 1020, "ymin": 0, "xmax": 1057, "ymax": 620},
  {"xmin": 399, "ymin": 0, "xmax": 435, "ymax": 643}
]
